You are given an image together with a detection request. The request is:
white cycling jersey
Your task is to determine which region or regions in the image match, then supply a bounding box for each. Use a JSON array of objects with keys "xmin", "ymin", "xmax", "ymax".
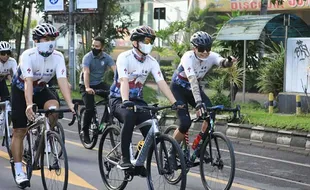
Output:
[
  {"xmin": 110, "ymin": 49, "xmax": 164, "ymax": 99},
  {"xmin": 171, "ymin": 50, "xmax": 224, "ymax": 90},
  {"xmin": 12, "ymin": 47, "xmax": 67, "ymax": 93},
  {"xmin": 0, "ymin": 57, "xmax": 17, "ymax": 80}
]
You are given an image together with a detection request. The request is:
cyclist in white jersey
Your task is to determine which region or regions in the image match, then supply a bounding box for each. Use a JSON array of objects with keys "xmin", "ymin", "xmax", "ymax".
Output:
[
  {"xmin": 170, "ymin": 31, "xmax": 237, "ymax": 146},
  {"xmin": 110, "ymin": 25, "xmax": 184, "ymax": 171},
  {"xmin": 0, "ymin": 41, "xmax": 17, "ymax": 101},
  {"xmin": 10, "ymin": 23, "xmax": 74, "ymax": 188}
]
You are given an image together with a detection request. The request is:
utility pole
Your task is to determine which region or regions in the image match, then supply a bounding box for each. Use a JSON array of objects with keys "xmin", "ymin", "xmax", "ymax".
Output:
[{"xmin": 68, "ymin": 0, "xmax": 76, "ymax": 90}]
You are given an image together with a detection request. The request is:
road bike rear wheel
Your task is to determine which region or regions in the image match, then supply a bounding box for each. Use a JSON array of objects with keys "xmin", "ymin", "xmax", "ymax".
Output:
[
  {"xmin": 146, "ymin": 134, "xmax": 187, "ymax": 190},
  {"xmin": 98, "ymin": 125, "xmax": 127, "ymax": 190},
  {"xmin": 199, "ymin": 132, "xmax": 235, "ymax": 190},
  {"xmin": 79, "ymin": 107, "xmax": 98, "ymax": 149},
  {"xmin": 41, "ymin": 131, "xmax": 68, "ymax": 190}
]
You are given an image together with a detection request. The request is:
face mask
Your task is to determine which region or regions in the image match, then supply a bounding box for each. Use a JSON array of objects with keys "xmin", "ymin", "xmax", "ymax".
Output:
[
  {"xmin": 138, "ymin": 42, "xmax": 153, "ymax": 54},
  {"xmin": 92, "ymin": 48, "xmax": 102, "ymax": 56},
  {"xmin": 36, "ymin": 41, "xmax": 56, "ymax": 57}
]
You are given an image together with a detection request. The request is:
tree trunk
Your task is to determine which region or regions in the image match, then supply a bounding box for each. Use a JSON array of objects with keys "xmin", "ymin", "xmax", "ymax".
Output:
[
  {"xmin": 25, "ymin": 2, "xmax": 32, "ymax": 49},
  {"xmin": 17, "ymin": 3, "xmax": 27, "ymax": 63},
  {"xmin": 259, "ymin": 0, "xmax": 268, "ymax": 60},
  {"xmin": 139, "ymin": 0, "xmax": 145, "ymax": 25}
]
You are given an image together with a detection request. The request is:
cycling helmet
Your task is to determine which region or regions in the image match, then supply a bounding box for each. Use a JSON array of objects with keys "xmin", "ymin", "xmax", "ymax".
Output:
[
  {"xmin": 0, "ymin": 41, "xmax": 11, "ymax": 51},
  {"xmin": 130, "ymin": 25, "xmax": 156, "ymax": 42},
  {"xmin": 190, "ymin": 31, "xmax": 212, "ymax": 50},
  {"xmin": 32, "ymin": 23, "xmax": 59, "ymax": 40}
]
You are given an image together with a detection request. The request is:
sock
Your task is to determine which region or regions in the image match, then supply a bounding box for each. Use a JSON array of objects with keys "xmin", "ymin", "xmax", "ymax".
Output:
[{"xmin": 15, "ymin": 162, "xmax": 23, "ymax": 175}]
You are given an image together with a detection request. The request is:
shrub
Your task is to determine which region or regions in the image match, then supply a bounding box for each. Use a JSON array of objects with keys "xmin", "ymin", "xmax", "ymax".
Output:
[{"xmin": 210, "ymin": 93, "xmax": 231, "ymax": 107}]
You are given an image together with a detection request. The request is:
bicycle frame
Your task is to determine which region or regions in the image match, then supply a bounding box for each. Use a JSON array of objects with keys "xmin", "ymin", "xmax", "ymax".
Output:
[{"xmin": 0, "ymin": 100, "xmax": 12, "ymax": 147}]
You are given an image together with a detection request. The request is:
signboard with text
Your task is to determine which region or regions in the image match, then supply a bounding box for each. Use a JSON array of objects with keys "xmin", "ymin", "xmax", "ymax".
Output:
[
  {"xmin": 76, "ymin": 0, "xmax": 98, "ymax": 9},
  {"xmin": 206, "ymin": 0, "xmax": 310, "ymax": 12},
  {"xmin": 285, "ymin": 38, "xmax": 310, "ymax": 93},
  {"xmin": 44, "ymin": 0, "xmax": 64, "ymax": 11}
]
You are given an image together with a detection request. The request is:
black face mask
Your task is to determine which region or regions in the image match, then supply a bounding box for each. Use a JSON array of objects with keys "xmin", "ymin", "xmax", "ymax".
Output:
[{"xmin": 92, "ymin": 48, "xmax": 102, "ymax": 56}]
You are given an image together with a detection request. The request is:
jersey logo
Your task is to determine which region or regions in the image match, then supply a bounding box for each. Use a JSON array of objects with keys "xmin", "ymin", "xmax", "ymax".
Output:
[
  {"xmin": 61, "ymin": 69, "xmax": 65, "ymax": 75},
  {"xmin": 27, "ymin": 68, "xmax": 31, "ymax": 73},
  {"xmin": 101, "ymin": 61, "xmax": 105, "ymax": 66},
  {"xmin": 124, "ymin": 68, "xmax": 127, "ymax": 74},
  {"xmin": 187, "ymin": 67, "xmax": 191, "ymax": 72},
  {"xmin": 157, "ymin": 71, "xmax": 162, "ymax": 78}
]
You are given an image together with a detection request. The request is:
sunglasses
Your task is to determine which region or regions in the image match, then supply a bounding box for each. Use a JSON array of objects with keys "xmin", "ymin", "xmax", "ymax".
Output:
[
  {"xmin": 196, "ymin": 46, "xmax": 211, "ymax": 53},
  {"xmin": 140, "ymin": 37, "xmax": 155, "ymax": 45},
  {"xmin": 0, "ymin": 51, "xmax": 11, "ymax": 56}
]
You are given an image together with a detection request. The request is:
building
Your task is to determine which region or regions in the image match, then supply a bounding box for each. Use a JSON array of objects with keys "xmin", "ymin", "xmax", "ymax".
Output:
[{"xmin": 189, "ymin": 0, "xmax": 310, "ymax": 25}]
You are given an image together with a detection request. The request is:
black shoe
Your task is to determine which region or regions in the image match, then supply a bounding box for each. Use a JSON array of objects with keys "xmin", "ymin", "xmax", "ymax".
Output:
[
  {"xmin": 118, "ymin": 160, "xmax": 134, "ymax": 170},
  {"xmin": 136, "ymin": 166, "xmax": 147, "ymax": 177},
  {"xmin": 82, "ymin": 131, "xmax": 91, "ymax": 144}
]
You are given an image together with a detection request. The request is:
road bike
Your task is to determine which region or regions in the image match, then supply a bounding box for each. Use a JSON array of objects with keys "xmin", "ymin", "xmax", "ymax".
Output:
[
  {"xmin": 3, "ymin": 103, "xmax": 76, "ymax": 189},
  {"xmin": 164, "ymin": 105, "xmax": 240, "ymax": 190},
  {"xmin": 98, "ymin": 104, "xmax": 187, "ymax": 190}
]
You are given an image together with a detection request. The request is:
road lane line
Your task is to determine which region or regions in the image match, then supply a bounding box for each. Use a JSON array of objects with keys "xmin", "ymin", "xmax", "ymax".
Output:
[
  {"xmin": 64, "ymin": 140, "xmax": 258, "ymax": 190},
  {"xmin": 237, "ymin": 167, "xmax": 310, "ymax": 188},
  {"xmin": 64, "ymin": 128, "xmax": 78, "ymax": 134},
  {"xmin": 233, "ymin": 151, "xmax": 310, "ymax": 168},
  {"xmin": 0, "ymin": 150, "xmax": 97, "ymax": 190}
]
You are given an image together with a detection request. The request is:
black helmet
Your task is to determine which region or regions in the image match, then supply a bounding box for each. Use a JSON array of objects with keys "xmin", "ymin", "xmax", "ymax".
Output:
[
  {"xmin": 32, "ymin": 23, "xmax": 59, "ymax": 40},
  {"xmin": 130, "ymin": 25, "xmax": 156, "ymax": 42},
  {"xmin": 190, "ymin": 31, "xmax": 212, "ymax": 51}
]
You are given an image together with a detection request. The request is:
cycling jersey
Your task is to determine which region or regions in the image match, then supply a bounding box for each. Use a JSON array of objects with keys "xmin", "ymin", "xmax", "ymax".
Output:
[
  {"xmin": 110, "ymin": 49, "xmax": 164, "ymax": 99},
  {"xmin": 12, "ymin": 48, "xmax": 67, "ymax": 93},
  {"xmin": 0, "ymin": 57, "xmax": 17, "ymax": 81},
  {"xmin": 171, "ymin": 50, "xmax": 223, "ymax": 90}
]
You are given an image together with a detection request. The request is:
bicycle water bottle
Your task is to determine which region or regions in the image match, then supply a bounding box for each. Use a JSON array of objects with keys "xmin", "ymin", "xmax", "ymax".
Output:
[
  {"xmin": 192, "ymin": 132, "xmax": 203, "ymax": 150},
  {"xmin": 129, "ymin": 143, "xmax": 135, "ymax": 163}
]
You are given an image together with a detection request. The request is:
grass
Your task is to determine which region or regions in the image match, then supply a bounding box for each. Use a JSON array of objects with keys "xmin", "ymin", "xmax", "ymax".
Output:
[{"xmin": 239, "ymin": 103, "xmax": 310, "ymax": 132}]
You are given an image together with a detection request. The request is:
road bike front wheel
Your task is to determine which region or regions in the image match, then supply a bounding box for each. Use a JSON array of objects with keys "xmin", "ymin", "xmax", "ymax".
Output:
[
  {"xmin": 79, "ymin": 107, "xmax": 98, "ymax": 149},
  {"xmin": 98, "ymin": 125, "xmax": 127, "ymax": 190},
  {"xmin": 199, "ymin": 132, "xmax": 235, "ymax": 190},
  {"xmin": 41, "ymin": 131, "xmax": 68, "ymax": 190},
  {"xmin": 146, "ymin": 134, "xmax": 187, "ymax": 190}
]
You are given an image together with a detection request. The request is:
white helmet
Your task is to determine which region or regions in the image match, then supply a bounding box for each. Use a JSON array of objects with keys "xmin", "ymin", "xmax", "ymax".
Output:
[
  {"xmin": 0, "ymin": 41, "xmax": 12, "ymax": 51},
  {"xmin": 32, "ymin": 23, "xmax": 59, "ymax": 40}
]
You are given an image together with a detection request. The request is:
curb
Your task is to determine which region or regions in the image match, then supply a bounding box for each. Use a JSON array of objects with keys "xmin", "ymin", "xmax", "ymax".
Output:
[{"xmin": 161, "ymin": 115, "xmax": 310, "ymax": 151}]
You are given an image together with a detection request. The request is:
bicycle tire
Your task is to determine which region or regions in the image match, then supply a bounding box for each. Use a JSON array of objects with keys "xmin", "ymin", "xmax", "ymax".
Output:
[
  {"xmin": 162, "ymin": 125, "xmax": 186, "ymax": 184},
  {"xmin": 54, "ymin": 121, "xmax": 65, "ymax": 143},
  {"xmin": 199, "ymin": 132, "xmax": 235, "ymax": 190},
  {"xmin": 98, "ymin": 125, "xmax": 127, "ymax": 190},
  {"xmin": 4, "ymin": 112, "xmax": 16, "ymax": 179},
  {"xmin": 41, "ymin": 131, "xmax": 69, "ymax": 190},
  {"xmin": 146, "ymin": 134, "xmax": 187, "ymax": 190},
  {"xmin": 79, "ymin": 107, "xmax": 98, "ymax": 149}
]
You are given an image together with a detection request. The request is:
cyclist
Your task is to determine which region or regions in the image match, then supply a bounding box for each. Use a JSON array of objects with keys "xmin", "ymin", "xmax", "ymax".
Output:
[
  {"xmin": 0, "ymin": 41, "xmax": 17, "ymax": 101},
  {"xmin": 170, "ymin": 31, "xmax": 237, "ymax": 145},
  {"xmin": 109, "ymin": 25, "xmax": 184, "ymax": 170},
  {"xmin": 79, "ymin": 36, "xmax": 116, "ymax": 144},
  {"xmin": 10, "ymin": 23, "xmax": 74, "ymax": 188}
]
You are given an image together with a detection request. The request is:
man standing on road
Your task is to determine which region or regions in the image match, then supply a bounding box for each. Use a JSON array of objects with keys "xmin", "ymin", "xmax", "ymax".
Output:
[{"xmin": 79, "ymin": 36, "xmax": 116, "ymax": 144}]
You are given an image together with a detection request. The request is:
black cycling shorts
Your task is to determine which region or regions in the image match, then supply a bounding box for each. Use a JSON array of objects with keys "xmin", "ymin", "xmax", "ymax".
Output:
[
  {"xmin": 170, "ymin": 82, "xmax": 212, "ymax": 134},
  {"xmin": 0, "ymin": 79, "xmax": 10, "ymax": 100},
  {"xmin": 11, "ymin": 84, "xmax": 58, "ymax": 129}
]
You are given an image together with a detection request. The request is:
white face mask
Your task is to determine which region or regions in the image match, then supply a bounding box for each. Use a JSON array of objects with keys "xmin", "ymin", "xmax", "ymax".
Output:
[
  {"xmin": 138, "ymin": 42, "xmax": 153, "ymax": 54},
  {"xmin": 36, "ymin": 41, "xmax": 56, "ymax": 57}
]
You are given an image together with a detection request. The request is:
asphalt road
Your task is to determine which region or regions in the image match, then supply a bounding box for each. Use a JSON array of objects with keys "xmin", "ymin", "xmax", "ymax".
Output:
[{"xmin": 0, "ymin": 112, "xmax": 309, "ymax": 190}]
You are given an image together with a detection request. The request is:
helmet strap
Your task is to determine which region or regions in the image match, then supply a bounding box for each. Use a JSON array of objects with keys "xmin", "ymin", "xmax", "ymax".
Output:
[{"xmin": 132, "ymin": 43, "xmax": 146, "ymax": 63}]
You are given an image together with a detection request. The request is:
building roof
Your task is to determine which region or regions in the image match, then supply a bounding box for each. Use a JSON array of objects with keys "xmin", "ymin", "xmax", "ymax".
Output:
[{"xmin": 216, "ymin": 13, "xmax": 310, "ymax": 42}]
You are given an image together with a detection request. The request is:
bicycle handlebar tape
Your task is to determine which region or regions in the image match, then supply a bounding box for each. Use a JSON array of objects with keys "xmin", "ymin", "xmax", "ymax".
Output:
[
  {"xmin": 296, "ymin": 95, "xmax": 301, "ymax": 115},
  {"xmin": 268, "ymin": 93, "xmax": 274, "ymax": 114}
]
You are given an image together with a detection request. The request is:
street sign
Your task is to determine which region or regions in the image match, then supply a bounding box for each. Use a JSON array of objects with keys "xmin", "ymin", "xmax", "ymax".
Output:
[
  {"xmin": 76, "ymin": 0, "xmax": 98, "ymax": 9},
  {"xmin": 44, "ymin": 0, "xmax": 64, "ymax": 11},
  {"xmin": 154, "ymin": 7, "xmax": 166, "ymax": 20}
]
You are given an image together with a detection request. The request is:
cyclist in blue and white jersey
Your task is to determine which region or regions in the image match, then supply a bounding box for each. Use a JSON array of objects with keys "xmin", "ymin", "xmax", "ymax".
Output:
[
  {"xmin": 0, "ymin": 41, "xmax": 17, "ymax": 101},
  {"xmin": 10, "ymin": 23, "xmax": 74, "ymax": 188},
  {"xmin": 110, "ymin": 25, "xmax": 184, "ymax": 170},
  {"xmin": 170, "ymin": 31, "xmax": 237, "ymax": 145}
]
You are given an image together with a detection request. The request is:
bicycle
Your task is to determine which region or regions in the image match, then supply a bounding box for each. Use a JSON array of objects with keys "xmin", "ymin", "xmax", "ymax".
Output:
[
  {"xmin": 98, "ymin": 104, "xmax": 187, "ymax": 190},
  {"xmin": 164, "ymin": 105, "xmax": 241, "ymax": 190},
  {"xmin": 5, "ymin": 104, "xmax": 77, "ymax": 189},
  {"xmin": 72, "ymin": 89, "xmax": 111, "ymax": 149}
]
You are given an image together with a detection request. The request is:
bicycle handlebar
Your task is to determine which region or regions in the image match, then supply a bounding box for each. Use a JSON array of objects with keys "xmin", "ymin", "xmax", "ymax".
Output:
[
  {"xmin": 134, "ymin": 104, "xmax": 172, "ymax": 112},
  {"xmin": 192, "ymin": 105, "xmax": 241, "ymax": 122}
]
